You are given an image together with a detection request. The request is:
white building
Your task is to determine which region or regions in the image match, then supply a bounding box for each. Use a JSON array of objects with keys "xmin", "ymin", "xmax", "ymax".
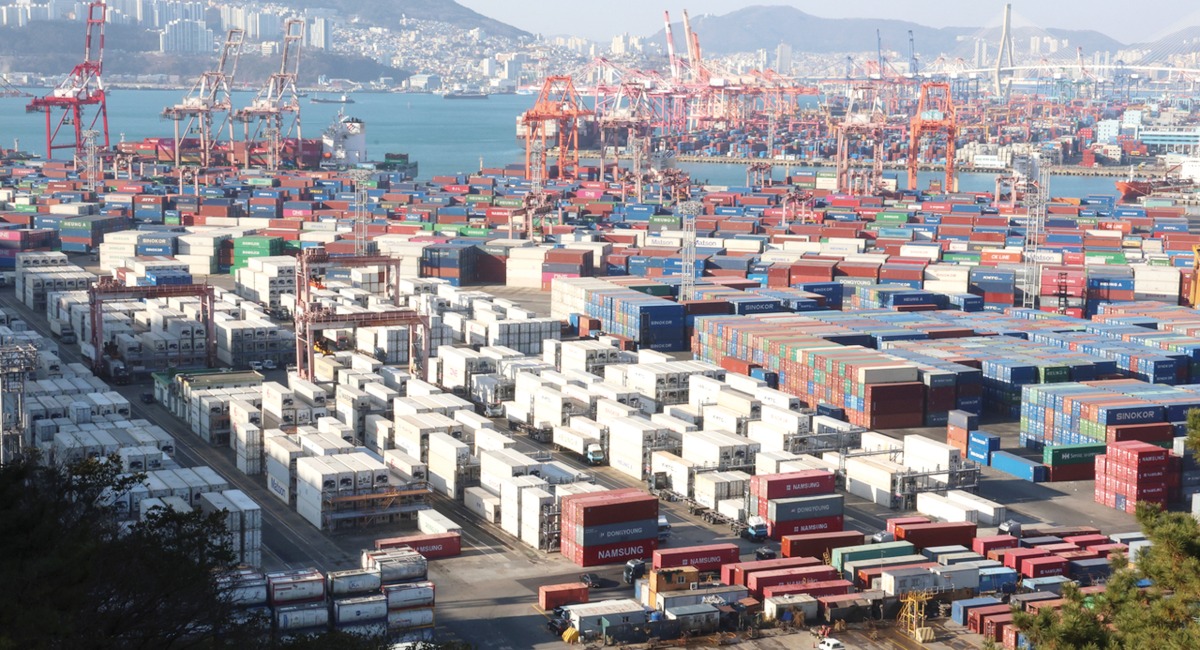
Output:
[{"xmin": 160, "ymin": 18, "xmax": 214, "ymax": 54}]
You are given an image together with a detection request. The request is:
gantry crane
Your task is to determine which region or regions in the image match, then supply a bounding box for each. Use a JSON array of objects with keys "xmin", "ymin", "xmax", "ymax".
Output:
[
  {"xmin": 25, "ymin": 0, "xmax": 108, "ymax": 163},
  {"xmin": 293, "ymin": 247, "xmax": 430, "ymax": 381},
  {"xmin": 163, "ymin": 28, "xmax": 245, "ymax": 168},
  {"xmin": 521, "ymin": 76, "xmax": 594, "ymax": 181},
  {"xmin": 88, "ymin": 278, "xmax": 218, "ymax": 376},
  {"xmin": 834, "ymin": 84, "xmax": 887, "ymax": 196},
  {"xmin": 233, "ymin": 19, "xmax": 304, "ymax": 170},
  {"xmin": 597, "ymin": 81, "xmax": 655, "ymax": 184},
  {"xmin": 908, "ymin": 81, "xmax": 958, "ymax": 193},
  {"xmin": 782, "ymin": 186, "xmax": 818, "ymax": 228}
]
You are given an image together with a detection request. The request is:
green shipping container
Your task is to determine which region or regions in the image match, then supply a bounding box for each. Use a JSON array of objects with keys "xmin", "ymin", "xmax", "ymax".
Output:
[
  {"xmin": 943, "ymin": 253, "xmax": 980, "ymax": 263},
  {"xmin": 831, "ymin": 541, "xmax": 916, "ymax": 572},
  {"xmin": 1043, "ymin": 442, "xmax": 1107, "ymax": 466},
  {"xmin": 627, "ymin": 283, "xmax": 672, "ymax": 297},
  {"xmin": 461, "ymin": 227, "xmax": 491, "ymax": 237},
  {"xmin": 495, "ymin": 198, "xmax": 524, "ymax": 207},
  {"xmin": 1085, "ymin": 251, "xmax": 1126, "ymax": 264}
]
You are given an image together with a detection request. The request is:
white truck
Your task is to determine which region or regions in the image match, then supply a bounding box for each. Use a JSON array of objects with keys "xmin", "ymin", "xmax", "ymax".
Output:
[
  {"xmin": 742, "ymin": 515, "xmax": 768, "ymax": 543},
  {"xmin": 470, "ymin": 374, "xmax": 510, "ymax": 418},
  {"xmin": 50, "ymin": 318, "xmax": 77, "ymax": 344},
  {"xmin": 552, "ymin": 426, "xmax": 605, "ymax": 465}
]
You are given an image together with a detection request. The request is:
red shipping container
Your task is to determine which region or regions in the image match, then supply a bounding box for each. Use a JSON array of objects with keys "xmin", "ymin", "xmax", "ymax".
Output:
[
  {"xmin": 1021, "ymin": 555, "xmax": 1068, "ymax": 578},
  {"xmin": 563, "ymin": 490, "xmax": 658, "ymax": 526},
  {"xmin": 538, "ymin": 583, "xmax": 589, "ymax": 611},
  {"xmin": 750, "ymin": 470, "xmax": 836, "ymax": 501},
  {"xmin": 373, "ymin": 532, "xmax": 462, "ymax": 559},
  {"xmin": 1003, "ymin": 623, "xmax": 1021, "ymax": 649},
  {"xmin": 984, "ymin": 613, "xmax": 1015, "ymax": 642},
  {"xmin": 969, "ymin": 605, "xmax": 1012, "ymax": 633},
  {"xmin": 761, "ymin": 578, "xmax": 852, "ymax": 599},
  {"xmin": 972, "ymin": 535, "xmax": 1019, "ymax": 556},
  {"xmin": 721, "ymin": 556, "xmax": 821, "ymax": 587},
  {"xmin": 781, "ymin": 530, "xmax": 866, "ymax": 559},
  {"xmin": 653, "ymin": 544, "xmax": 740, "ymax": 573},
  {"xmin": 747, "ymin": 565, "xmax": 841, "ymax": 596},
  {"xmin": 768, "ymin": 515, "xmax": 844, "ymax": 540},
  {"xmin": 1003, "ymin": 547, "xmax": 1050, "ymax": 570},
  {"xmin": 894, "ymin": 521, "xmax": 977, "ymax": 550},
  {"xmin": 1089, "ymin": 543, "xmax": 1127, "ymax": 557},
  {"xmin": 1057, "ymin": 550, "xmax": 1100, "ymax": 562},
  {"xmin": 1036, "ymin": 543, "xmax": 1079, "ymax": 554},
  {"xmin": 571, "ymin": 538, "xmax": 657, "ymax": 568},
  {"xmin": 1046, "ymin": 462, "xmax": 1095, "ymax": 482}
]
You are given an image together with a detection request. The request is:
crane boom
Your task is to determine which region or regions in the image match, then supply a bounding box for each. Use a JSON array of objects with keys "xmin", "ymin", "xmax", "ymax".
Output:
[
  {"xmin": 682, "ymin": 10, "xmax": 696, "ymax": 79},
  {"xmin": 663, "ymin": 11, "xmax": 680, "ymax": 83}
]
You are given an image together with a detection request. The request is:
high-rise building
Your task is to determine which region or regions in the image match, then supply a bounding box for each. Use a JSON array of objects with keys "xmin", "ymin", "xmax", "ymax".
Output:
[
  {"xmin": 307, "ymin": 17, "xmax": 331, "ymax": 50},
  {"xmin": 159, "ymin": 18, "xmax": 214, "ymax": 54},
  {"xmin": 611, "ymin": 33, "xmax": 628, "ymax": 55},
  {"xmin": 774, "ymin": 43, "xmax": 792, "ymax": 74}
]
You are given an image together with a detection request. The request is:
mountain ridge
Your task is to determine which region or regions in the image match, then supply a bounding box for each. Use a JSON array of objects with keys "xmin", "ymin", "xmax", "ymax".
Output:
[{"xmin": 645, "ymin": 5, "xmax": 1158, "ymax": 60}]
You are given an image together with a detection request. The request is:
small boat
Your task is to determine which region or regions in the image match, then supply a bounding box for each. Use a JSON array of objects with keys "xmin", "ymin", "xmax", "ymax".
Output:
[{"xmin": 311, "ymin": 94, "xmax": 354, "ymax": 104}]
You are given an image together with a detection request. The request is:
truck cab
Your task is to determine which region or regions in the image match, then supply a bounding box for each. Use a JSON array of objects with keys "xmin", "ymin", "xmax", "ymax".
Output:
[
  {"xmin": 657, "ymin": 515, "xmax": 671, "ymax": 542},
  {"xmin": 998, "ymin": 520, "xmax": 1022, "ymax": 537},
  {"xmin": 742, "ymin": 516, "xmax": 768, "ymax": 543},
  {"xmin": 623, "ymin": 558, "xmax": 647, "ymax": 584},
  {"xmin": 585, "ymin": 443, "xmax": 605, "ymax": 465}
]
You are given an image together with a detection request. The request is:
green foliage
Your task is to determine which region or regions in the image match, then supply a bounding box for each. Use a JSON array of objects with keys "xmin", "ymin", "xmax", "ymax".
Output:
[
  {"xmin": 1012, "ymin": 503, "xmax": 1200, "ymax": 649},
  {"xmin": 0, "ymin": 454, "xmax": 393, "ymax": 649},
  {"xmin": 1187, "ymin": 408, "xmax": 1200, "ymax": 461}
]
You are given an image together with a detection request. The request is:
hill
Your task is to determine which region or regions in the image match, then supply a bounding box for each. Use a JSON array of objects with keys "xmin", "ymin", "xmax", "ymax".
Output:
[
  {"xmin": 279, "ymin": 0, "xmax": 529, "ymax": 40},
  {"xmin": 651, "ymin": 5, "xmax": 1129, "ymax": 60}
]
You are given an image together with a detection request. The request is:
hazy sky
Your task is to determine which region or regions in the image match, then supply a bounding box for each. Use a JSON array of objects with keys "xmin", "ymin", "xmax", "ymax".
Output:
[{"xmin": 455, "ymin": 1, "xmax": 1197, "ymax": 44}]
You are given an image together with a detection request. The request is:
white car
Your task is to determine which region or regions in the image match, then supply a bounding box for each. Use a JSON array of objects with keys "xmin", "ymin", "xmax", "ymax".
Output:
[
  {"xmin": 818, "ymin": 639, "xmax": 845, "ymax": 650},
  {"xmin": 249, "ymin": 361, "xmax": 264, "ymax": 371},
  {"xmin": 262, "ymin": 359, "xmax": 277, "ymax": 370}
]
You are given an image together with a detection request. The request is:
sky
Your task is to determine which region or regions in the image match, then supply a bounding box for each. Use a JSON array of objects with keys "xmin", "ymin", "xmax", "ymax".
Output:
[{"xmin": 455, "ymin": 0, "xmax": 1198, "ymax": 44}]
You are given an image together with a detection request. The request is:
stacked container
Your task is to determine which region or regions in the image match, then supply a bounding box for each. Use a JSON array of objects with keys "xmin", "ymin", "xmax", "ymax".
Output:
[
  {"xmin": 560, "ymin": 488, "xmax": 659, "ymax": 567},
  {"xmin": 1094, "ymin": 440, "xmax": 1171, "ymax": 513},
  {"xmin": 233, "ymin": 236, "xmax": 284, "ymax": 272}
]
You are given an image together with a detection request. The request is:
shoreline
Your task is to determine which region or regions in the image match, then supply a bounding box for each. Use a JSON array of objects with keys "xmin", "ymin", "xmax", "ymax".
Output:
[{"xmin": 577, "ymin": 150, "xmax": 1131, "ymax": 178}]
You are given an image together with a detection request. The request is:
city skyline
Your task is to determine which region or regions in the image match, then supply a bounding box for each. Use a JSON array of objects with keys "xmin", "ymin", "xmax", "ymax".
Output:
[{"xmin": 455, "ymin": 0, "xmax": 1200, "ymax": 44}]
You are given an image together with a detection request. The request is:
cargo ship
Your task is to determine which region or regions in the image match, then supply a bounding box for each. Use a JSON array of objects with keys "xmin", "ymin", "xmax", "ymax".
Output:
[
  {"xmin": 319, "ymin": 112, "xmax": 418, "ymax": 178},
  {"xmin": 311, "ymin": 94, "xmax": 354, "ymax": 104},
  {"xmin": 443, "ymin": 90, "xmax": 488, "ymax": 100},
  {"xmin": 1116, "ymin": 164, "xmax": 1197, "ymax": 201},
  {"xmin": 1115, "ymin": 177, "xmax": 1195, "ymax": 201}
]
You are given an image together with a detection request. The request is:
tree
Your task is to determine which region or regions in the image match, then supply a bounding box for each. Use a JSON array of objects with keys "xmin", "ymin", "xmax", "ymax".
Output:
[
  {"xmin": 0, "ymin": 454, "xmax": 390, "ymax": 649},
  {"xmin": 0, "ymin": 453, "xmax": 259, "ymax": 648},
  {"xmin": 1012, "ymin": 503, "xmax": 1200, "ymax": 649}
]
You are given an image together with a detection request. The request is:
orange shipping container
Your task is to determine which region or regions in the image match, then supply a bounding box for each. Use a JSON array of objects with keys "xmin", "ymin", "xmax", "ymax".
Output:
[
  {"xmin": 538, "ymin": 583, "xmax": 590, "ymax": 611},
  {"xmin": 981, "ymin": 250, "xmax": 1022, "ymax": 265}
]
